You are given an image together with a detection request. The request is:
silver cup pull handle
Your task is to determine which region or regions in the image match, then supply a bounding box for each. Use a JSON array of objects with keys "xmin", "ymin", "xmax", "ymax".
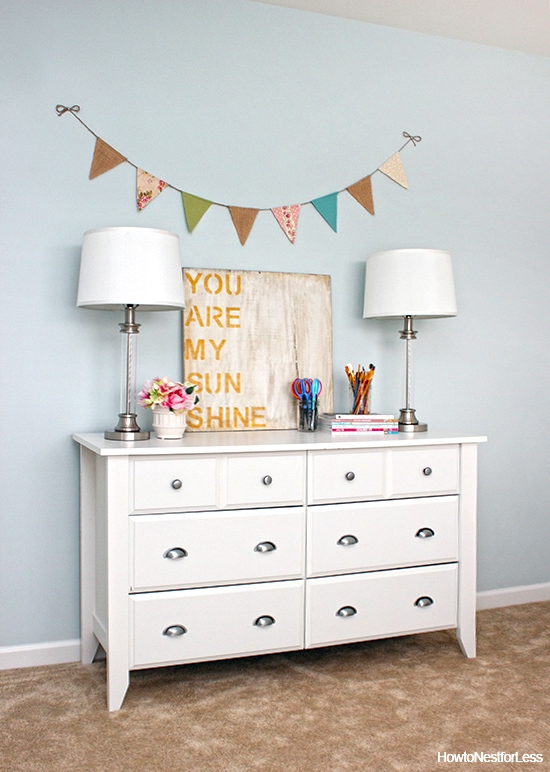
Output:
[
  {"xmin": 336, "ymin": 606, "xmax": 357, "ymax": 618},
  {"xmin": 254, "ymin": 541, "xmax": 277, "ymax": 553},
  {"xmin": 423, "ymin": 467, "xmax": 433, "ymax": 476},
  {"xmin": 415, "ymin": 528, "xmax": 435, "ymax": 539},
  {"xmin": 163, "ymin": 547, "xmax": 188, "ymax": 560},
  {"xmin": 262, "ymin": 475, "xmax": 273, "ymax": 486},
  {"xmin": 414, "ymin": 596, "xmax": 434, "ymax": 608},
  {"xmin": 337, "ymin": 534, "xmax": 359, "ymax": 547},
  {"xmin": 162, "ymin": 625, "xmax": 187, "ymax": 637},
  {"xmin": 345, "ymin": 471, "xmax": 355, "ymax": 481},
  {"xmin": 171, "ymin": 479, "xmax": 183, "ymax": 489},
  {"xmin": 254, "ymin": 615, "xmax": 276, "ymax": 627}
]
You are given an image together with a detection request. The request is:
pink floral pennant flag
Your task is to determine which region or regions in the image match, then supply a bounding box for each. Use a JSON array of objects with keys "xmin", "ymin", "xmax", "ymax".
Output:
[
  {"xmin": 271, "ymin": 204, "xmax": 300, "ymax": 243},
  {"xmin": 136, "ymin": 169, "xmax": 167, "ymax": 211},
  {"xmin": 378, "ymin": 151, "xmax": 408, "ymax": 188}
]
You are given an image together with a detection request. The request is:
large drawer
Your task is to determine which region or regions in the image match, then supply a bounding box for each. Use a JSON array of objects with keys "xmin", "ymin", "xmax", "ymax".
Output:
[
  {"xmin": 130, "ymin": 580, "xmax": 304, "ymax": 668},
  {"xmin": 130, "ymin": 507, "xmax": 305, "ymax": 591},
  {"xmin": 307, "ymin": 449, "xmax": 385, "ymax": 504},
  {"xmin": 133, "ymin": 456, "xmax": 219, "ymax": 512},
  {"xmin": 305, "ymin": 564, "xmax": 457, "ymax": 648},
  {"xmin": 307, "ymin": 496, "xmax": 458, "ymax": 577},
  {"xmin": 390, "ymin": 445, "xmax": 459, "ymax": 497}
]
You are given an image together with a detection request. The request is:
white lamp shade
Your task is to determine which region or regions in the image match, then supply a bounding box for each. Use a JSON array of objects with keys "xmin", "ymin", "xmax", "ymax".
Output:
[
  {"xmin": 77, "ymin": 227, "xmax": 185, "ymax": 311},
  {"xmin": 363, "ymin": 248, "xmax": 457, "ymax": 319}
]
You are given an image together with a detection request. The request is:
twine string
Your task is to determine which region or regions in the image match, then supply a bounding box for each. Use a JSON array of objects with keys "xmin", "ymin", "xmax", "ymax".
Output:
[{"xmin": 55, "ymin": 104, "xmax": 420, "ymax": 210}]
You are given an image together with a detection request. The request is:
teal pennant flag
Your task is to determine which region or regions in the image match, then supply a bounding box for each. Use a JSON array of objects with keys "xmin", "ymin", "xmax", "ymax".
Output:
[{"xmin": 311, "ymin": 192, "xmax": 338, "ymax": 232}]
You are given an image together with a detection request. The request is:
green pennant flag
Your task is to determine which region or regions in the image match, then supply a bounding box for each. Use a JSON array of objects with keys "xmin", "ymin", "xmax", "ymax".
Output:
[
  {"xmin": 182, "ymin": 192, "xmax": 213, "ymax": 232},
  {"xmin": 311, "ymin": 193, "xmax": 338, "ymax": 232}
]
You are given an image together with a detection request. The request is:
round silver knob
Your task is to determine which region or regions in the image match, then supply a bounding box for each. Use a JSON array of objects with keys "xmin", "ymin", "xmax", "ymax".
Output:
[
  {"xmin": 262, "ymin": 475, "xmax": 273, "ymax": 486},
  {"xmin": 422, "ymin": 467, "xmax": 433, "ymax": 476},
  {"xmin": 254, "ymin": 541, "xmax": 277, "ymax": 553},
  {"xmin": 163, "ymin": 547, "xmax": 188, "ymax": 560},
  {"xmin": 162, "ymin": 625, "xmax": 187, "ymax": 637},
  {"xmin": 415, "ymin": 528, "xmax": 435, "ymax": 539},
  {"xmin": 253, "ymin": 615, "xmax": 276, "ymax": 627},
  {"xmin": 414, "ymin": 596, "xmax": 434, "ymax": 608},
  {"xmin": 337, "ymin": 534, "xmax": 359, "ymax": 547},
  {"xmin": 171, "ymin": 479, "xmax": 183, "ymax": 489},
  {"xmin": 345, "ymin": 471, "xmax": 355, "ymax": 481},
  {"xmin": 336, "ymin": 606, "xmax": 357, "ymax": 617}
]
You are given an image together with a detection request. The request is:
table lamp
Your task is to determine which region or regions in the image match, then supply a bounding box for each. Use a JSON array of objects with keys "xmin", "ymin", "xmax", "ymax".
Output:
[
  {"xmin": 77, "ymin": 226, "xmax": 185, "ymax": 440},
  {"xmin": 363, "ymin": 248, "xmax": 457, "ymax": 432}
]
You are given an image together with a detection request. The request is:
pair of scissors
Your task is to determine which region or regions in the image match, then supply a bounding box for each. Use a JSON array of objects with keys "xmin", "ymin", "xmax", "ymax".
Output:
[{"xmin": 292, "ymin": 378, "xmax": 312, "ymax": 403}]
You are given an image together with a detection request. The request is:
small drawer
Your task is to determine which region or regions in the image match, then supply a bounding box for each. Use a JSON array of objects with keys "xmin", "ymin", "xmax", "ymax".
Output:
[
  {"xmin": 390, "ymin": 446, "xmax": 459, "ymax": 497},
  {"xmin": 305, "ymin": 564, "xmax": 457, "ymax": 648},
  {"xmin": 307, "ymin": 496, "xmax": 458, "ymax": 577},
  {"xmin": 308, "ymin": 449, "xmax": 385, "ymax": 504},
  {"xmin": 132, "ymin": 456, "xmax": 218, "ymax": 512},
  {"xmin": 130, "ymin": 507, "xmax": 305, "ymax": 591},
  {"xmin": 226, "ymin": 452, "xmax": 305, "ymax": 507},
  {"xmin": 130, "ymin": 580, "xmax": 304, "ymax": 668}
]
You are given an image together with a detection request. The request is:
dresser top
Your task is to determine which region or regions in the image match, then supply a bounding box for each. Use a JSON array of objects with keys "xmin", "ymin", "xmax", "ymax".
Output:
[{"xmin": 73, "ymin": 429, "xmax": 487, "ymax": 456}]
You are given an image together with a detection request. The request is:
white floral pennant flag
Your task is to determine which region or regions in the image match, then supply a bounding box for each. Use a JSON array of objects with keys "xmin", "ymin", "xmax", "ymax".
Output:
[{"xmin": 137, "ymin": 169, "xmax": 167, "ymax": 211}]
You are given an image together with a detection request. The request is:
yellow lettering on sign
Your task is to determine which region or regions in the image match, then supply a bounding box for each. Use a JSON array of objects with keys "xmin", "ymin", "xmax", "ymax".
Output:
[
  {"xmin": 185, "ymin": 271, "xmax": 242, "ymax": 296},
  {"xmin": 187, "ymin": 405, "xmax": 267, "ymax": 429},
  {"xmin": 251, "ymin": 406, "xmax": 266, "ymax": 428},
  {"xmin": 185, "ymin": 306, "xmax": 240, "ymax": 328},
  {"xmin": 226, "ymin": 308, "xmax": 240, "ymax": 327},
  {"xmin": 184, "ymin": 339, "xmax": 205, "ymax": 360},
  {"xmin": 184, "ymin": 272, "xmax": 203, "ymax": 294},
  {"xmin": 184, "ymin": 372, "xmax": 242, "ymax": 394}
]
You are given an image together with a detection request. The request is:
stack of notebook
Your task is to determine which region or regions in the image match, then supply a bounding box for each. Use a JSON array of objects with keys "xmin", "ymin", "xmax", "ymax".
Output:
[{"xmin": 319, "ymin": 413, "xmax": 398, "ymax": 433}]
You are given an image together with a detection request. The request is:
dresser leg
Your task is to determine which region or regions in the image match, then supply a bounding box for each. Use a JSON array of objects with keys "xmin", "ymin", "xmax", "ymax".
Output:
[
  {"xmin": 106, "ymin": 662, "xmax": 130, "ymax": 711},
  {"xmin": 456, "ymin": 624, "xmax": 476, "ymax": 658}
]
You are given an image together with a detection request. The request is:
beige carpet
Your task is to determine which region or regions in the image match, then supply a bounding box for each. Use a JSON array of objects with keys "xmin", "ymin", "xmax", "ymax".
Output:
[{"xmin": 1, "ymin": 602, "xmax": 549, "ymax": 772}]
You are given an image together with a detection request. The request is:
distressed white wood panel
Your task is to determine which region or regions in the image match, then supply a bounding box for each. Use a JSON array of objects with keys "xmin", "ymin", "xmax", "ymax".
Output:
[{"xmin": 182, "ymin": 269, "xmax": 333, "ymax": 431}]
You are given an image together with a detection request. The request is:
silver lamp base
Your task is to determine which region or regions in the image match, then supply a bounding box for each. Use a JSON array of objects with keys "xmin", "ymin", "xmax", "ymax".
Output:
[
  {"xmin": 105, "ymin": 413, "xmax": 150, "ymax": 441},
  {"xmin": 398, "ymin": 408, "xmax": 427, "ymax": 433}
]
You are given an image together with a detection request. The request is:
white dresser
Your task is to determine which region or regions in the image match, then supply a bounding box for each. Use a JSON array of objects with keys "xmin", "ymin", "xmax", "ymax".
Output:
[{"xmin": 73, "ymin": 430, "xmax": 486, "ymax": 711}]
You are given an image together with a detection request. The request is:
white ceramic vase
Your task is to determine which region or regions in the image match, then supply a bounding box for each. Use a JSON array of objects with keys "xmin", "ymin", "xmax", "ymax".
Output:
[{"xmin": 151, "ymin": 406, "xmax": 186, "ymax": 439}]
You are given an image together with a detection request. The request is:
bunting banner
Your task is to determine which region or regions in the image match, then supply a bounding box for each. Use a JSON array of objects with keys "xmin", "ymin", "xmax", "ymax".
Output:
[{"xmin": 56, "ymin": 105, "xmax": 421, "ymax": 245}]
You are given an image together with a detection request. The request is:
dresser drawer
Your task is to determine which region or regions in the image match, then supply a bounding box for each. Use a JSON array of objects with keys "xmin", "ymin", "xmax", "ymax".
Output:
[
  {"xmin": 307, "ymin": 496, "xmax": 458, "ymax": 577},
  {"xmin": 308, "ymin": 449, "xmax": 385, "ymax": 504},
  {"xmin": 130, "ymin": 507, "xmax": 305, "ymax": 591},
  {"xmin": 305, "ymin": 564, "xmax": 457, "ymax": 648},
  {"xmin": 130, "ymin": 580, "xmax": 304, "ymax": 668},
  {"xmin": 390, "ymin": 446, "xmax": 459, "ymax": 497},
  {"xmin": 225, "ymin": 452, "xmax": 305, "ymax": 507},
  {"xmin": 132, "ymin": 456, "xmax": 219, "ymax": 512}
]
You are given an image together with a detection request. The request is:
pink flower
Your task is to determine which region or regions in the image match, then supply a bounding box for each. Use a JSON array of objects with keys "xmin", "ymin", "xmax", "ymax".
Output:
[{"xmin": 138, "ymin": 377, "xmax": 198, "ymax": 413}]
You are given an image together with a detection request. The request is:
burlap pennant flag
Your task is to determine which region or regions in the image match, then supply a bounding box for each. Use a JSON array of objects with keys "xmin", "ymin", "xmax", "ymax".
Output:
[
  {"xmin": 378, "ymin": 151, "xmax": 408, "ymax": 188},
  {"xmin": 89, "ymin": 137, "xmax": 127, "ymax": 179},
  {"xmin": 272, "ymin": 205, "xmax": 300, "ymax": 243},
  {"xmin": 182, "ymin": 192, "xmax": 214, "ymax": 232},
  {"xmin": 311, "ymin": 193, "xmax": 338, "ymax": 232},
  {"xmin": 229, "ymin": 206, "xmax": 259, "ymax": 245},
  {"xmin": 347, "ymin": 175, "xmax": 375, "ymax": 215},
  {"xmin": 137, "ymin": 169, "xmax": 167, "ymax": 211}
]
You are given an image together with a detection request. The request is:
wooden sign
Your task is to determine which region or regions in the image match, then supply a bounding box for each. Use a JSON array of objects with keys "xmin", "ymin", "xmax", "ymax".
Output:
[{"xmin": 182, "ymin": 268, "xmax": 333, "ymax": 431}]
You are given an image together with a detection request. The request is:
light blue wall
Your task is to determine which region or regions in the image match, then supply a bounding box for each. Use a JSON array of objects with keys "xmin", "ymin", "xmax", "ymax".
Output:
[{"xmin": 1, "ymin": 0, "xmax": 549, "ymax": 647}]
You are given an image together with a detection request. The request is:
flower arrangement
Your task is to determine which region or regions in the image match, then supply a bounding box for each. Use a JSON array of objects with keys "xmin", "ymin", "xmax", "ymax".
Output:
[{"xmin": 138, "ymin": 377, "xmax": 199, "ymax": 415}]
